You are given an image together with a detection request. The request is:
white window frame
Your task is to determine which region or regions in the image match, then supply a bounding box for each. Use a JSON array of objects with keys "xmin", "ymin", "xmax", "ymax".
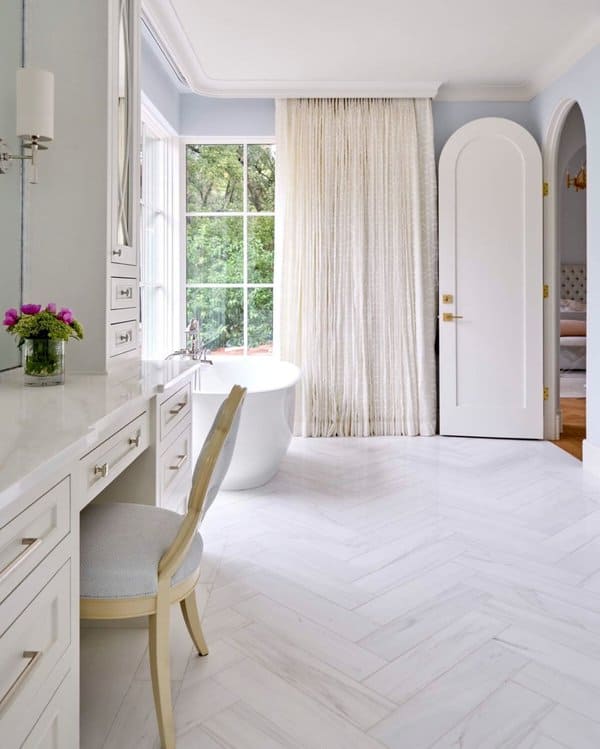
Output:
[
  {"xmin": 180, "ymin": 135, "xmax": 276, "ymax": 355},
  {"xmin": 140, "ymin": 95, "xmax": 180, "ymax": 359}
]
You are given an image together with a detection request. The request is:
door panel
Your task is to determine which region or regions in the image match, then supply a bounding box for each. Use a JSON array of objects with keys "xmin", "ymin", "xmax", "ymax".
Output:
[{"xmin": 439, "ymin": 118, "xmax": 543, "ymax": 438}]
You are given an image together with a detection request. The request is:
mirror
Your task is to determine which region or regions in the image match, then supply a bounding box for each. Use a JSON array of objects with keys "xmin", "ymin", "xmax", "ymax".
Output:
[
  {"xmin": 0, "ymin": 0, "xmax": 24, "ymax": 371},
  {"xmin": 116, "ymin": 0, "xmax": 133, "ymax": 254}
]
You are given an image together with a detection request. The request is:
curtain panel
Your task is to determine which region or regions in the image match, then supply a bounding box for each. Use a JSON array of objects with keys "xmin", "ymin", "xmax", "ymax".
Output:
[{"xmin": 275, "ymin": 98, "xmax": 437, "ymax": 437}]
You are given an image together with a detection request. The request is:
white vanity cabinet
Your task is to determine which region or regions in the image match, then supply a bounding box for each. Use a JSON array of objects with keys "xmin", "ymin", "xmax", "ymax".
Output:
[
  {"xmin": 0, "ymin": 468, "xmax": 77, "ymax": 749},
  {"xmin": 0, "ymin": 360, "xmax": 198, "ymax": 747}
]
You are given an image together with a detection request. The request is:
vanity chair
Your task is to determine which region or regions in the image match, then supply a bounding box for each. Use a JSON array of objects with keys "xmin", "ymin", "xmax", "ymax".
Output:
[{"xmin": 79, "ymin": 385, "xmax": 246, "ymax": 749}]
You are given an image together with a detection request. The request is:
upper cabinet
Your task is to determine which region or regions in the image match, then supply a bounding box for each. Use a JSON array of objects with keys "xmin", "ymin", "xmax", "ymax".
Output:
[{"xmin": 26, "ymin": 0, "xmax": 141, "ymax": 372}]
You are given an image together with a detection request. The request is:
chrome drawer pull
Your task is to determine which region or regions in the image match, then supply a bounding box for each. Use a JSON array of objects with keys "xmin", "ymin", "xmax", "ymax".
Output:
[
  {"xmin": 119, "ymin": 287, "xmax": 133, "ymax": 298},
  {"xmin": 128, "ymin": 430, "xmax": 141, "ymax": 448},
  {"xmin": 0, "ymin": 650, "xmax": 42, "ymax": 713},
  {"xmin": 112, "ymin": 248, "xmax": 122, "ymax": 257},
  {"xmin": 168, "ymin": 400, "xmax": 187, "ymax": 415},
  {"xmin": 0, "ymin": 538, "xmax": 43, "ymax": 585},
  {"xmin": 169, "ymin": 454, "xmax": 188, "ymax": 471},
  {"xmin": 94, "ymin": 462, "xmax": 109, "ymax": 479},
  {"xmin": 119, "ymin": 331, "xmax": 132, "ymax": 343}
]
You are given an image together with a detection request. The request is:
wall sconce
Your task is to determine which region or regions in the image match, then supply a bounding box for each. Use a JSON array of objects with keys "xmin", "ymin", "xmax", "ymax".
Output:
[
  {"xmin": 0, "ymin": 68, "xmax": 54, "ymax": 185},
  {"xmin": 566, "ymin": 164, "xmax": 586, "ymax": 192}
]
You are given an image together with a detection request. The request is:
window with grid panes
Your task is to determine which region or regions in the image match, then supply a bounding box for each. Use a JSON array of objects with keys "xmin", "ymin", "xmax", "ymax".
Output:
[{"xmin": 185, "ymin": 143, "xmax": 275, "ymax": 355}]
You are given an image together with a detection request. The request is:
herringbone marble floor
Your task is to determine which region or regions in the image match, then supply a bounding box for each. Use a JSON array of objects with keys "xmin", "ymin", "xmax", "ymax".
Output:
[{"xmin": 81, "ymin": 436, "xmax": 600, "ymax": 748}]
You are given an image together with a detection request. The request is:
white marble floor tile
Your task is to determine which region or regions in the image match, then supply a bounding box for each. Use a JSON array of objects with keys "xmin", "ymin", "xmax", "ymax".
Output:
[
  {"xmin": 369, "ymin": 641, "xmax": 528, "ymax": 749},
  {"xmin": 359, "ymin": 583, "xmax": 488, "ymax": 660},
  {"xmin": 234, "ymin": 594, "xmax": 386, "ymax": 680},
  {"xmin": 214, "ymin": 657, "xmax": 386, "ymax": 749},
  {"xmin": 80, "ymin": 627, "xmax": 148, "ymax": 749},
  {"xmin": 226, "ymin": 621, "xmax": 396, "ymax": 730},
  {"xmin": 364, "ymin": 611, "xmax": 508, "ymax": 702},
  {"xmin": 537, "ymin": 705, "xmax": 600, "ymax": 749},
  {"xmin": 202, "ymin": 702, "xmax": 300, "ymax": 749},
  {"xmin": 428, "ymin": 681, "xmax": 552, "ymax": 748},
  {"xmin": 242, "ymin": 568, "xmax": 381, "ymax": 641},
  {"xmin": 78, "ymin": 435, "xmax": 600, "ymax": 748},
  {"xmin": 495, "ymin": 626, "xmax": 600, "ymax": 690},
  {"xmin": 174, "ymin": 675, "xmax": 240, "ymax": 738},
  {"xmin": 355, "ymin": 561, "xmax": 473, "ymax": 624}
]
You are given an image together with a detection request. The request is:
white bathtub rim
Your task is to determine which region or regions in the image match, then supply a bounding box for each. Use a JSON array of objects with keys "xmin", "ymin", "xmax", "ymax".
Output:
[{"xmin": 194, "ymin": 358, "xmax": 300, "ymax": 396}]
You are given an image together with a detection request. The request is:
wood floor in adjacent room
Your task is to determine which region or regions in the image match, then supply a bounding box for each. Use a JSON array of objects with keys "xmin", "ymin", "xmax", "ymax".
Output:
[
  {"xmin": 81, "ymin": 435, "xmax": 600, "ymax": 749},
  {"xmin": 553, "ymin": 398, "xmax": 586, "ymax": 460}
]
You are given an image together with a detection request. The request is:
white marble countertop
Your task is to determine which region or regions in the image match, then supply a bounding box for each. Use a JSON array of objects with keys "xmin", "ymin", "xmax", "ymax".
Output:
[{"xmin": 0, "ymin": 358, "xmax": 199, "ymax": 508}]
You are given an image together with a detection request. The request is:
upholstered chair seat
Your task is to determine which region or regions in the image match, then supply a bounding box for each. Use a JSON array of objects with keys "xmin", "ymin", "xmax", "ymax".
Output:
[{"xmin": 80, "ymin": 503, "xmax": 204, "ymax": 599}]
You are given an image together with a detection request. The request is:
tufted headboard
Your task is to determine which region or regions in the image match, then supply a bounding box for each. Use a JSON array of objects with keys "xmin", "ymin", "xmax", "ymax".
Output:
[{"xmin": 561, "ymin": 264, "xmax": 587, "ymax": 303}]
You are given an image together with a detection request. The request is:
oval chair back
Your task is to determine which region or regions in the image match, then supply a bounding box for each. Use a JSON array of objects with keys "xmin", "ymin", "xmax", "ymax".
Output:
[{"xmin": 158, "ymin": 384, "xmax": 246, "ymax": 583}]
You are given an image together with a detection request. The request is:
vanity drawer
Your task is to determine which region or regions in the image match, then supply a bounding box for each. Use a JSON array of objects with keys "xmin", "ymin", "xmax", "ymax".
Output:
[
  {"xmin": 110, "ymin": 276, "xmax": 137, "ymax": 310},
  {"xmin": 159, "ymin": 381, "xmax": 192, "ymax": 442},
  {"xmin": 0, "ymin": 477, "xmax": 70, "ymax": 604},
  {"xmin": 110, "ymin": 243, "xmax": 136, "ymax": 266},
  {"xmin": 160, "ymin": 424, "xmax": 193, "ymax": 505},
  {"xmin": 82, "ymin": 411, "xmax": 149, "ymax": 501},
  {"xmin": 109, "ymin": 319, "xmax": 138, "ymax": 357},
  {"xmin": 22, "ymin": 670, "xmax": 75, "ymax": 749},
  {"xmin": 0, "ymin": 561, "xmax": 71, "ymax": 732}
]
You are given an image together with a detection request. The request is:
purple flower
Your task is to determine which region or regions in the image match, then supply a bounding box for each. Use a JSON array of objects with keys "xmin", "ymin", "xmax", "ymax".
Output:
[
  {"xmin": 3, "ymin": 308, "xmax": 19, "ymax": 327},
  {"xmin": 57, "ymin": 307, "xmax": 74, "ymax": 324},
  {"xmin": 46, "ymin": 302, "xmax": 57, "ymax": 314},
  {"xmin": 21, "ymin": 303, "xmax": 42, "ymax": 316}
]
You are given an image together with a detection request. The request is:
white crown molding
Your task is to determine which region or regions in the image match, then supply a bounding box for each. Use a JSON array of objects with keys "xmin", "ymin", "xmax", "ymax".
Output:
[
  {"xmin": 435, "ymin": 82, "xmax": 534, "ymax": 102},
  {"xmin": 142, "ymin": 0, "xmax": 440, "ymax": 98},
  {"xmin": 142, "ymin": 0, "xmax": 600, "ymax": 102}
]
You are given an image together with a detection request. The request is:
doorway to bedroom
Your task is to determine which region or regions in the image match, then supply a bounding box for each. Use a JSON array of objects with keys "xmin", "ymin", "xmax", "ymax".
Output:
[{"xmin": 552, "ymin": 102, "xmax": 587, "ymax": 460}]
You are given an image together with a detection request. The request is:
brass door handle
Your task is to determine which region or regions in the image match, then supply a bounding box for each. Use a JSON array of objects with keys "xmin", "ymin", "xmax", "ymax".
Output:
[{"xmin": 442, "ymin": 313, "xmax": 464, "ymax": 322}]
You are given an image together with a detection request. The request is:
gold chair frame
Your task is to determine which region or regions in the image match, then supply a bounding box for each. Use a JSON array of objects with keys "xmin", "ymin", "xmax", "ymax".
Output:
[{"xmin": 81, "ymin": 385, "xmax": 246, "ymax": 748}]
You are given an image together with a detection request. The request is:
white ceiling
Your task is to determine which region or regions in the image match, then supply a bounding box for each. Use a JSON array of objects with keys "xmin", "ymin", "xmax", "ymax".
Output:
[{"xmin": 143, "ymin": 0, "xmax": 600, "ymax": 100}]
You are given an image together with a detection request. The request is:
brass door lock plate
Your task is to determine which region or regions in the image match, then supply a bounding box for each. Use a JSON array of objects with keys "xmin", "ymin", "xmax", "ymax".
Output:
[{"xmin": 442, "ymin": 294, "xmax": 454, "ymax": 304}]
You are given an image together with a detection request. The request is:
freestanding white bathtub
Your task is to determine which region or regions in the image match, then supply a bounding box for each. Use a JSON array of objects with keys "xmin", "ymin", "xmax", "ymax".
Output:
[{"xmin": 192, "ymin": 358, "xmax": 300, "ymax": 490}]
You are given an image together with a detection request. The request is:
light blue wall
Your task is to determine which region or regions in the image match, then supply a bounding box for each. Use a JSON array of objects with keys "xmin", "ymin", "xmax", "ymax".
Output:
[
  {"xmin": 432, "ymin": 101, "xmax": 535, "ymax": 157},
  {"xmin": 529, "ymin": 45, "xmax": 600, "ymax": 448},
  {"xmin": 179, "ymin": 95, "xmax": 275, "ymax": 137},
  {"xmin": 141, "ymin": 34, "xmax": 181, "ymax": 132}
]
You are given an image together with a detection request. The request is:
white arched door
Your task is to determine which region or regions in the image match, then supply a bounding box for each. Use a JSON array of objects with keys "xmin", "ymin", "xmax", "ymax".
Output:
[{"xmin": 439, "ymin": 118, "xmax": 543, "ymax": 438}]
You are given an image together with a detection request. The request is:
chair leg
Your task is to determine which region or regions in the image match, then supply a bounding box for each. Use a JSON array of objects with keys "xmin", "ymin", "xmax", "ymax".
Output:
[
  {"xmin": 180, "ymin": 590, "xmax": 209, "ymax": 656},
  {"xmin": 149, "ymin": 605, "xmax": 175, "ymax": 749}
]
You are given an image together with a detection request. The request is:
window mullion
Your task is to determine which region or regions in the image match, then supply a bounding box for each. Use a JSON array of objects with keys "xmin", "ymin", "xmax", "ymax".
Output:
[{"xmin": 243, "ymin": 142, "xmax": 249, "ymax": 355}]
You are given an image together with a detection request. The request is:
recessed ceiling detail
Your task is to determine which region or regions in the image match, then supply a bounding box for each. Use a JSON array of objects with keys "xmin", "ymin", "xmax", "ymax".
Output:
[{"xmin": 143, "ymin": 0, "xmax": 600, "ymax": 100}]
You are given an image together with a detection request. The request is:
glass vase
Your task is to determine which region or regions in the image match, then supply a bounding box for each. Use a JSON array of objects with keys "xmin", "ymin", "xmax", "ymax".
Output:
[{"xmin": 23, "ymin": 339, "xmax": 65, "ymax": 386}]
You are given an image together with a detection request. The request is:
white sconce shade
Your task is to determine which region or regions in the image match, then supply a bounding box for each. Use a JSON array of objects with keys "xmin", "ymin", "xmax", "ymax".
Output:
[{"xmin": 16, "ymin": 68, "xmax": 54, "ymax": 142}]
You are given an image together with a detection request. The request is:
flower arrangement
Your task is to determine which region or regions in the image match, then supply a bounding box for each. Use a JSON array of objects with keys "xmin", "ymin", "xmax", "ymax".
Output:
[
  {"xmin": 3, "ymin": 304, "xmax": 84, "ymax": 385},
  {"xmin": 3, "ymin": 303, "xmax": 84, "ymax": 345}
]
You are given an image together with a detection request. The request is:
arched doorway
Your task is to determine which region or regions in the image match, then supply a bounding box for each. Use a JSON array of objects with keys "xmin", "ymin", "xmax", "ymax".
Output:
[{"xmin": 543, "ymin": 100, "xmax": 587, "ymax": 457}]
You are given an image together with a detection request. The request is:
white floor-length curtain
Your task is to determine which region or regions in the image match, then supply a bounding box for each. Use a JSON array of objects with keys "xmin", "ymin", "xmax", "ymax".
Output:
[{"xmin": 275, "ymin": 98, "xmax": 437, "ymax": 437}]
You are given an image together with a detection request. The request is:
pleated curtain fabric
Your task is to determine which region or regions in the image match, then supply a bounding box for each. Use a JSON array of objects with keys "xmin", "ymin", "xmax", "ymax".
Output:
[{"xmin": 275, "ymin": 98, "xmax": 438, "ymax": 437}]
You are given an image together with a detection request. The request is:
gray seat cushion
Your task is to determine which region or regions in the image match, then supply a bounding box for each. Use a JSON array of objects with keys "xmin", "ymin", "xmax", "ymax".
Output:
[{"xmin": 80, "ymin": 503, "xmax": 203, "ymax": 599}]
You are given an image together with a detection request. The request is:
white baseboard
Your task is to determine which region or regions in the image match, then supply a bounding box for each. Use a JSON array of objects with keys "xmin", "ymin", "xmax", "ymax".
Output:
[{"xmin": 582, "ymin": 439, "xmax": 600, "ymax": 477}]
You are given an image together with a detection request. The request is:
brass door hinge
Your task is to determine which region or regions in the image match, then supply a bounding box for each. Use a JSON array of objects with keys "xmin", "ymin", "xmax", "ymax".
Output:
[
  {"xmin": 543, "ymin": 181, "xmax": 549, "ymax": 197},
  {"xmin": 543, "ymin": 386, "xmax": 549, "ymax": 401},
  {"xmin": 543, "ymin": 284, "xmax": 549, "ymax": 299}
]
